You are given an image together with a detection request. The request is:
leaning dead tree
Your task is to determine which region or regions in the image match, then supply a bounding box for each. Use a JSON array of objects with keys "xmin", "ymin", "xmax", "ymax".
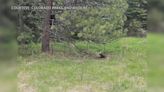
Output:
[{"xmin": 42, "ymin": 0, "xmax": 53, "ymax": 53}]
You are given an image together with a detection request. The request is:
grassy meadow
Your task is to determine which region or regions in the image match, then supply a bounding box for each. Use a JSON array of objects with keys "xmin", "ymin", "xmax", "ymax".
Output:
[
  {"xmin": 147, "ymin": 34, "xmax": 164, "ymax": 92},
  {"xmin": 18, "ymin": 34, "xmax": 163, "ymax": 92}
]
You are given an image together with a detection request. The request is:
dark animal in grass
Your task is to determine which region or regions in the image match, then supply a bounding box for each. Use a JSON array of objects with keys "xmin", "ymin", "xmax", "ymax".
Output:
[{"xmin": 97, "ymin": 52, "xmax": 107, "ymax": 59}]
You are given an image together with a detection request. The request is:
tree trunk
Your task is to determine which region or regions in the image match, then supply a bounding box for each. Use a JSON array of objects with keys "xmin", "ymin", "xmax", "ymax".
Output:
[{"xmin": 42, "ymin": 0, "xmax": 53, "ymax": 53}]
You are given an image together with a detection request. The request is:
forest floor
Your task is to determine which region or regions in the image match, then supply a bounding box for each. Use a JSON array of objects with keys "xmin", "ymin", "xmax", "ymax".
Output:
[{"xmin": 18, "ymin": 34, "xmax": 163, "ymax": 92}]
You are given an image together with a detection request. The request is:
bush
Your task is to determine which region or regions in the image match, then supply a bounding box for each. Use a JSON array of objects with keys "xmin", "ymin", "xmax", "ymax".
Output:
[
  {"xmin": 127, "ymin": 20, "xmax": 147, "ymax": 37},
  {"xmin": 55, "ymin": 0, "xmax": 128, "ymax": 42},
  {"xmin": 18, "ymin": 43, "xmax": 41, "ymax": 56}
]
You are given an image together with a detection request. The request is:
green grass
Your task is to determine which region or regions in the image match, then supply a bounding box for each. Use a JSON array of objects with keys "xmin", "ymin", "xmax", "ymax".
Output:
[
  {"xmin": 147, "ymin": 33, "xmax": 164, "ymax": 89},
  {"xmin": 18, "ymin": 36, "xmax": 147, "ymax": 92}
]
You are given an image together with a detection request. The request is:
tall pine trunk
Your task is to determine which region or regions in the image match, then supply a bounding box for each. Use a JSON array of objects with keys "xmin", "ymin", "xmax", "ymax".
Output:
[{"xmin": 42, "ymin": 0, "xmax": 53, "ymax": 53}]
